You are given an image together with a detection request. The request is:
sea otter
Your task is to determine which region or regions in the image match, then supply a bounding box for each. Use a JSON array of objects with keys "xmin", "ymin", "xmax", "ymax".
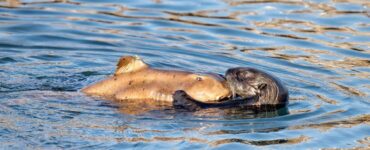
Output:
[{"xmin": 81, "ymin": 56, "xmax": 231, "ymax": 102}]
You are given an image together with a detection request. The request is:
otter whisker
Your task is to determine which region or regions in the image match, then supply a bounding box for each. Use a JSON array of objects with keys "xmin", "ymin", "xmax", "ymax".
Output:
[{"xmin": 231, "ymin": 86, "xmax": 236, "ymax": 100}]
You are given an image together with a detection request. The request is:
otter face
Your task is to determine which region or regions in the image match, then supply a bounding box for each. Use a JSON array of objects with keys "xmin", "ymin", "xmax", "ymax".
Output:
[
  {"xmin": 185, "ymin": 73, "xmax": 231, "ymax": 102},
  {"xmin": 225, "ymin": 67, "xmax": 288, "ymax": 106}
]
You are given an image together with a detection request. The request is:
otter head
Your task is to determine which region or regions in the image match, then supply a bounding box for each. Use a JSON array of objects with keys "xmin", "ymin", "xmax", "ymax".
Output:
[
  {"xmin": 185, "ymin": 73, "xmax": 231, "ymax": 102},
  {"xmin": 115, "ymin": 56, "xmax": 148, "ymax": 76},
  {"xmin": 225, "ymin": 67, "xmax": 288, "ymax": 106}
]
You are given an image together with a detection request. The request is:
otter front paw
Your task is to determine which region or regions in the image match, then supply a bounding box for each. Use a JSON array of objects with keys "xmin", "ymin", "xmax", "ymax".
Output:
[{"xmin": 173, "ymin": 90, "xmax": 202, "ymax": 111}]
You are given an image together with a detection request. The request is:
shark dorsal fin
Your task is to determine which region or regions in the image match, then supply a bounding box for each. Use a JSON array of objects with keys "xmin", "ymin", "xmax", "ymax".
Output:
[{"xmin": 115, "ymin": 56, "xmax": 148, "ymax": 76}]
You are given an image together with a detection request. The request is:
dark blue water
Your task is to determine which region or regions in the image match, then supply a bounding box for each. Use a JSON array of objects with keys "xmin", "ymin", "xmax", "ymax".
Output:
[{"xmin": 0, "ymin": 0, "xmax": 369, "ymax": 149}]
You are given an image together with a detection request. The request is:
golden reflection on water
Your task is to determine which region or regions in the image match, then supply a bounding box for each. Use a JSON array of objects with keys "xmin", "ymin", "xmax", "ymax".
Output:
[
  {"xmin": 269, "ymin": 50, "xmax": 369, "ymax": 71},
  {"xmin": 0, "ymin": 0, "xmax": 369, "ymax": 148},
  {"xmin": 330, "ymin": 82, "xmax": 367, "ymax": 97},
  {"xmin": 290, "ymin": 114, "xmax": 370, "ymax": 132},
  {"xmin": 3, "ymin": 0, "xmax": 368, "ymax": 49},
  {"xmin": 110, "ymin": 114, "xmax": 368, "ymax": 146},
  {"xmin": 316, "ymin": 94, "xmax": 338, "ymax": 105},
  {"xmin": 114, "ymin": 132, "xmax": 310, "ymax": 147},
  {"xmin": 357, "ymin": 137, "xmax": 370, "ymax": 149},
  {"xmin": 115, "ymin": 136, "xmax": 208, "ymax": 145},
  {"xmin": 114, "ymin": 99, "xmax": 172, "ymax": 115},
  {"xmin": 5, "ymin": 0, "xmax": 19, "ymax": 7},
  {"xmin": 113, "ymin": 133, "xmax": 311, "ymax": 147},
  {"xmin": 1, "ymin": 0, "xmax": 80, "ymax": 7}
]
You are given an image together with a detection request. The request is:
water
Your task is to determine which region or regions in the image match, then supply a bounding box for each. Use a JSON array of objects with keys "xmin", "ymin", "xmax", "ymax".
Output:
[{"xmin": 0, "ymin": 0, "xmax": 369, "ymax": 149}]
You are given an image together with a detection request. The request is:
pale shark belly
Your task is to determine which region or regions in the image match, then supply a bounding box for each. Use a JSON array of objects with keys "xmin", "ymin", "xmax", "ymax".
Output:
[{"xmin": 114, "ymin": 82, "xmax": 186, "ymax": 102}]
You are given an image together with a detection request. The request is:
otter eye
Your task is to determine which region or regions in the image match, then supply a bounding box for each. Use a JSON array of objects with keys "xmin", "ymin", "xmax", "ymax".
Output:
[
  {"xmin": 196, "ymin": 77, "xmax": 202, "ymax": 81},
  {"xmin": 258, "ymin": 83, "xmax": 267, "ymax": 90}
]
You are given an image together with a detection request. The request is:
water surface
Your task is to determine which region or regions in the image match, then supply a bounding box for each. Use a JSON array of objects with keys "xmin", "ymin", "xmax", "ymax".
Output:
[{"xmin": 0, "ymin": 0, "xmax": 369, "ymax": 149}]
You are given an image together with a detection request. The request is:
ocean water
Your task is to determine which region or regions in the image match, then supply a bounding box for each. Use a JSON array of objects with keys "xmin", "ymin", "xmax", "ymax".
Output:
[{"xmin": 0, "ymin": 0, "xmax": 369, "ymax": 149}]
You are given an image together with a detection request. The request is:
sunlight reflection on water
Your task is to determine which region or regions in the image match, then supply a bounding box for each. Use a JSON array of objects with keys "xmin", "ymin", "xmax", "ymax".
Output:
[{"xmin": 0, "ymin": 0, "xmax": 369, "ymax": 149}]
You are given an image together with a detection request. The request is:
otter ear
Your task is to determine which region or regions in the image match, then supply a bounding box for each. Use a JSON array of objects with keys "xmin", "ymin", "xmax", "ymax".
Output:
[{"xmin": 114, "ymin": 56, "xmax": 136, "ymax": 76}]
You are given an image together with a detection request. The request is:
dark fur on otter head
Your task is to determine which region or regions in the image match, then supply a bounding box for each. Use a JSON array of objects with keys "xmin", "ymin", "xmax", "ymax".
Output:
[{"xmin": 225, "ymin": 67, "xmax": 288, "ymax": 107}]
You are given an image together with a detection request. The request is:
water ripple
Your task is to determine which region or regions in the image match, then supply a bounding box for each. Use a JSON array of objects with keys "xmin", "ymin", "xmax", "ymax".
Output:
[{"xmin": 0, "ymin": 0, "xmax": 369, "ymax": 149}]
